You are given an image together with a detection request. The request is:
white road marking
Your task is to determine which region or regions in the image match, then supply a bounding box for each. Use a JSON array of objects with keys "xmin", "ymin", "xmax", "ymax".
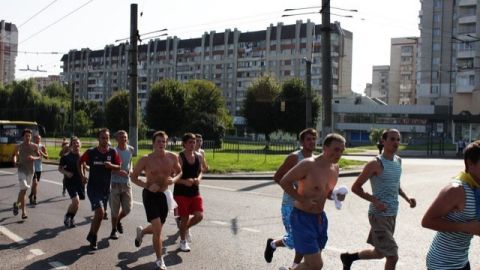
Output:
[
  {"xmin": 26, "ymin": 249, "xmax": 45, "ymax": 260},
  {"xmin": 241, "ymin": 227, "xmax": 260, "ymax": 233},
  {"xmin": 0, "ymin": 225, "xmax": 27, "ymax": 244},
  {"xmin": 0, "ymin": 169, "xmax": 14, "ymax": 175},
  {"xmin": 41, "ymin": 178, "xmax": 62, "ymax": 186},
  {"xmin": 49, "ymin": 261, "xmax": 68, "ymax": 269},
  {"xmin": 211, "ymin": 220, "xmax": 228, "ymax": 226}
]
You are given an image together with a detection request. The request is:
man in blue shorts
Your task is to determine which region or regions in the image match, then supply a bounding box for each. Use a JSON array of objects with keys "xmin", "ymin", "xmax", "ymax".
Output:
[
  {"xmin": 59, "ymin": 137, "xmax": 85, "ymax": 228},
  {"xmin": 79, "ymin": 128, "xmax": 121, "ymax": 250},
  {"xmin": 280, "ymin": 133, "xmax": 346, "ymax": 269},
  {"xmin": 264, "ymin": 128, "xmax": 317, "ymax": 269}
]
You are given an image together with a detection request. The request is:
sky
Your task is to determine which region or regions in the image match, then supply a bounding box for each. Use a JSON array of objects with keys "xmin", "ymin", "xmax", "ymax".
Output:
[{"xmin": 2, "ymin": 0, "xmax": 421, "ymax": 94}]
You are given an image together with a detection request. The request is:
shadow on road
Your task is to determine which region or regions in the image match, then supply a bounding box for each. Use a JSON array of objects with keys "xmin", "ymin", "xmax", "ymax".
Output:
[
  {"xmin": 236, "ymin": 181, "xmax": 275, "ymax": 192},
  {"xmin": 24, "ymin": 245, "xmax": 94, "ymax": 270}
]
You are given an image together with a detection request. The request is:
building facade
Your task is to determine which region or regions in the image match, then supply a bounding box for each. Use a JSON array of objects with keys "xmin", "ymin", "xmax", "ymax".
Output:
[
  {"xmin": 389, "ymin": 37, "xmax": 418, "ymax": 104},
  {"xmin": 60, "ymin": 20, "xmax": 353, "ymax": 116},
  {"xmin": 0, "ymin": 20, "xmax": 18, "ymax": 87},
  {"xmin": 32, "ymin": 75, "xmax": 61, "ymax": 92},
  {"xmin": 370, "ymin": 65, "xmax": 390, "ymax": 102},
  {"xmin": 418, "ymin": 0, "xmax": 480, "ymax": 141}
]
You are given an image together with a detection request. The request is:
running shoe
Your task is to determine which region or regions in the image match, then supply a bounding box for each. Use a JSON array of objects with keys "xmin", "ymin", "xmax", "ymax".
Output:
[
  {"xmin": 117, "ymin": 222, "xmax": 124, "ymax": 234},
  {"xmin": 178, "ymin": 240, "xmax": 191, "ymax": 252},
  {"xmin": 155, "ymin": 258, "xmax": 167, "ymax": 270},
  {"xmin": 135, "ymin": 226, "xmax": 143, "ymax": 247},
  {"xmin": 28, "ymin": 194, "xmax": 34, "ymax": 205},
  {"xmin": 109, "ymin": 230, "xmax": 119, "ymax": 240},
  {"xmin": 64, "ymin": 214, "xmax": 69, "ymax": 228},
  {"xmin": 264, "ymin": 238, "xmax": 275, "ymax": 263},
  {"xmin": 13, "ymin": 202, "xmax": 19, "ymax": 216},
  {"xmin": 69, "ymin": 218, "xmax": 76, "ymax": 228},
  {"xmin": 87, "ymin": 233, "xmax": 98, "ymax": 250}
]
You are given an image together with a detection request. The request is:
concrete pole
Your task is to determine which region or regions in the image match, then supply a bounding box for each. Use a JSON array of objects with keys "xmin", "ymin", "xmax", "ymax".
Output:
[
  {"xmin": 321, "ymin": 0, "xmax": 332, "ymax": 136},
  {"xmin": 129, "ymin": 3, "xmax": 138, "ymax": 156}
]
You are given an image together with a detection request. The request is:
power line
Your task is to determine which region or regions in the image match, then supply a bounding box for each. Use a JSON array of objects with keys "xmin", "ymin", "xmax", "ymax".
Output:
[
  {"xmin": 18, "ymin": 0, "xmax": 60, "ymax": 28},
  {"xmin": 20, "ymin": 0, "xmax": 94, "ymax": 45}
]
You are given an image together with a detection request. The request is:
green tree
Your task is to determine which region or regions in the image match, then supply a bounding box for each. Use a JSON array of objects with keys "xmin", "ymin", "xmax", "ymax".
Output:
[
  {"xmin": 184, "ymin": 80, "xmax": 232, "ymax": 142},
  {"xmin": 74, "ymin": 110, "xmax": 93, "ymax": 136},
  {"xmin": 145, "ymin": 80, "xmax": 186, "ymax": 136},
  {"xmin": 44, "ymin": 82, "xmax": 69, "ymax": 101},
  {"xmin": 243, "ymin": 76, "xmax": 280, "ymax": 142},
  {"xmin": 277, "ymin": 78, "xmax": 321, "ymax": 136},
  {"xmin": 370, "ymin": 128, "xmax": 384, "ymax": 144},
  {"xmin": 7, "ymin": 80, "xmax": 41, "ymax": 120},
  {"xmin": 105, "ymin": 90, "xmax": 129, "ymax": 133}
]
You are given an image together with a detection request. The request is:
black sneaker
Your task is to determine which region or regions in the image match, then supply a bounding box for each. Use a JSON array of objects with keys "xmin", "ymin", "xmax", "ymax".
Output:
[
  {"xmin": 13, "ymin": 202, "xmax": 19, "ymax": 216},
  {"xmin": 87, "ymin": 234, "xmax": 98, "ymax": 250},
  {"xmin": 28, "ymin": 194, "xmax": 34, "ymax": 205},
  {"xmin": 110, "ymin": 230, "xmax": 119, "ymax": 240},
  {"xmin": 33, "ymin": 196, "xmax": 37, "ymax": 205},
  {"xmin": 69, "ymin": 218, "xmax": 76, "ymax": 228},
  {"xmin": 264, "ymin": 238, "xmax": 275, "ymax": 263},
  {"xmin": 64, "ymin": 214, "xmax": 69, "ymax": 228},
  {"xmin": 340, "ymin": 253, "xmax": 354, "ymax": 270},
  {"xmin": 117, "ymin": 222, "xmax": 124, "ymax": 234}
]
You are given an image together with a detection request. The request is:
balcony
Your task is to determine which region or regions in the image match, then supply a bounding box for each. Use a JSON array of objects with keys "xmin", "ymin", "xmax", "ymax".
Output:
[
  {"xmin": 458, "ymin": 15, "xmax": 477, "ymax": 24},
  {"xmin": 457, "ymin": 50, "xmax": 475, "ymax": 58},
  {"xmin": 459, "ymin": 0, "xmax": 476, "ymax": 6}
]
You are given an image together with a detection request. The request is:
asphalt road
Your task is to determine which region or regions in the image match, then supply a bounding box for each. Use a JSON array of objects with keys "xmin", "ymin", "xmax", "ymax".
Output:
[{"xmin": 0, "ymin": 157, "xmax": 479, "ymax": 270}]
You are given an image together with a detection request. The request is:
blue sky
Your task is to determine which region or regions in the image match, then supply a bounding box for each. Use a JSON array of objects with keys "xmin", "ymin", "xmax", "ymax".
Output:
[{"xmin": 3, "ymin": 0, "xmax": 421, "ymax": 93}]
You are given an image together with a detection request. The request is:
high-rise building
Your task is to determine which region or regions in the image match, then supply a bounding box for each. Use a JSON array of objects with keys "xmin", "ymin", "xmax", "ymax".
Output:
[
  {"xmin": 0, "ymin": 20, "xmax": 18, "ymax": 87},
  {"xmin": 60, "ymin": 20, "xmax": 353, "ymax": 116},
  {"xmin": 370, "ymin": 65, "xmax": 390, "ymax": 103},
  {"xmin": 389, "ymin": 37, "xmax": 418, "ymax": 105},
  {"xmin": 418, "ymin": 0, "xmax": 480, "ymax": 140},
  {"xmin": 32, "ymin": 75, "xmax": 61, "ymax": 92}
]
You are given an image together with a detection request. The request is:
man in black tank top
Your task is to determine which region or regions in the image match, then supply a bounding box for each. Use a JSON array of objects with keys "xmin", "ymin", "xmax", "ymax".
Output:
[{"xmin": 173, "ymin": 133, "xmax": 204, "ymax": 252}]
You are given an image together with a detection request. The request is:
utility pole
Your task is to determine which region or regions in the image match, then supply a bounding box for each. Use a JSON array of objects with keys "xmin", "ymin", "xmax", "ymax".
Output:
[
  {"xmin": 70, "ymin": 82, "xmax": 75, "ymax": 136},
  {"xmin": 321, "ymin": 0, "xmax": 332, "ymax": 136},
  {"xmin": 305, "ymin": 58, "xmax": 312, "ymax": 128},
  {"xmin": 129, "ymin": 3, "xmax": 138, "ymax": 156}
]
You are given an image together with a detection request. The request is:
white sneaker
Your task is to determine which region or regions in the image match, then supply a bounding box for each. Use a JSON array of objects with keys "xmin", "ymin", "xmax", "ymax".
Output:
[
  {"xmin": 135, "ymin": 226, "xmax": 143, "ymax": 247},
  {"xmin": 186, "ymin": 230, "xmax": 192, "ymax": 243},
  {"xmin": 179, "ymin": 240, "xmax": 191, "ymax": 252},
  {"xmin": 155, "ymin": 258, "xmax": 167, "ymax": 270}
]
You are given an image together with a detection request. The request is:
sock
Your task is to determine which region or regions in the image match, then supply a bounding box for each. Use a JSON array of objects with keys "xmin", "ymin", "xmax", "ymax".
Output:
[{"xmin": 270, "ymin": 240, "xmax": 277, "ymax": 249}]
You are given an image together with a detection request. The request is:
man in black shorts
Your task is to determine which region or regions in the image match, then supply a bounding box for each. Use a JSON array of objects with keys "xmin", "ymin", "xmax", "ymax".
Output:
[
  {"xmin": 79, "ymin": 128, "xmax": 121, "ymax": 250},
  {"xmin": 131, "ymin": 131, "xmax": 182, "ymax": 270},
  {"xmin": 58, "ymin": 137, "xmax": 85, "ymax": 228}
]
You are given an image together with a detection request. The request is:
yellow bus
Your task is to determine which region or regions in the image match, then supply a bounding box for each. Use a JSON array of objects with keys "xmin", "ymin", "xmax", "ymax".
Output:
[{"xmin": 0, "ymin": 120, "xmax": 44, "ymax": 164}]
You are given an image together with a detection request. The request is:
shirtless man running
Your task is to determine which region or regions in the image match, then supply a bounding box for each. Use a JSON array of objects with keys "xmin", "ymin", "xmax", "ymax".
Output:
[
  {"xmin": 280, "ymin": 133, "xmax": 346, "ymax": 270},
  {"xmin": 131, "ymin": 131, "xmax": 182, "ymax": 270}
]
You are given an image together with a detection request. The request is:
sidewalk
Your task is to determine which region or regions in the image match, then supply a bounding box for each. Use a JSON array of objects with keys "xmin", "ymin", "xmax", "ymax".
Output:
[{"xmin": 345, "ymin": 149, "xmax": 459, "ymax": 158}]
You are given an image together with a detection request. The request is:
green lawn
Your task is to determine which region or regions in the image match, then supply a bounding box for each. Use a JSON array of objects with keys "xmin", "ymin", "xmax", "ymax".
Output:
[{"xmin": 46, "ymin": 145, "xmax": 365, "ymax": 174}]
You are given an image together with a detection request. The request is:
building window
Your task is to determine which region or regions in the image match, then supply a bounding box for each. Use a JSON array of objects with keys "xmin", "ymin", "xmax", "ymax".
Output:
[
  {"xmin": 431, "ymin": 85, "xmax": 439, "ymax": 94},
  {"xmin": 432, "ymin": 42, "xmax": 441, "ymax": 51}
]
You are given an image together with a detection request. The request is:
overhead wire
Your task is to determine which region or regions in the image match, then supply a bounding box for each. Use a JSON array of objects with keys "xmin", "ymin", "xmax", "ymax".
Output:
[{"xmin": 18, "ymin": 0, "xmax": 60, "ymax": 28}]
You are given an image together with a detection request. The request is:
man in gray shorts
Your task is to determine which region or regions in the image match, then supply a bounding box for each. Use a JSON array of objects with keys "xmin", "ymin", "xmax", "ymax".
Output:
[
  {"xmin": 341, "ymin": 129, "xmax": 416, "ymax": 270},
  {"xmin": 109, "ymin": 130, "xmax": 134, "ymax": 240},
  {"xmin": 12, "ymin": 129, "xmax": 40, "ymax": 219}
]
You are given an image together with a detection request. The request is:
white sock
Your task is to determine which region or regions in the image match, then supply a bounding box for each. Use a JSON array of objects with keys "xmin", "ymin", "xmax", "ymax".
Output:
[{"xmin": 270, "ymin": 240, "xmax": 277, "ymax": 249}]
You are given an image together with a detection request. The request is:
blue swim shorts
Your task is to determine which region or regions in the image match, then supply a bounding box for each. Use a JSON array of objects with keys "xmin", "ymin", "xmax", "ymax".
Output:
[{"xmin": 290, "ymin": 207, "xmax": 328, "ymax": 255}]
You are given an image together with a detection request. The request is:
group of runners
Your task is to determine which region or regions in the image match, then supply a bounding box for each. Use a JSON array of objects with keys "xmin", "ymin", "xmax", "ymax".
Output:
[
  {"xmin": 264, "ymin": 128, "xmax": 480, "ymax": 270},
  {"xmin": 10, "ymin": 126, "xmax": 480, "ymax": 269},
  {"xmin": 12, "ymin": 128, "xmax": 207, "ymax": 270}
]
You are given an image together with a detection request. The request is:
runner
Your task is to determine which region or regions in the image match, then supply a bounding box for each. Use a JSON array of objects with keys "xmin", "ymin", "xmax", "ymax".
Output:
[
  {"xmin": 195, "ymin": 134, "xmax": 208, "ymax": 172},
  {"xmin": 340, "ymin": 129, "xmax": 416, "ymax": 270},
  {"xmin": 109, "ymin": 130, "xmax": 134, "ymax": 240},
  {"xmin": 12, "ymin": 129, "xmax": 40, "ymax": 219},
  {"xmin": 79, "ymin": 128, "xmax": 121, "ymax": 250},
  {"xmin": 131, "ymin": 130, "xmax": 182, "ymax": 270},
  {"xmin": 279, "ymin": 133, "xmax": 347, "ymax": 270},
  {"xmin": 29, "ymin": 134, "xmax": 48, "ymax": 205},
  {"xmin": 422, "ymin": 141, "xmax": 480, "ymax": 270},
  {"xmin": 174, "ymin": 133, "xmax": 204, "ymax": 252},
  {"xmin": 264, "ymin": 128, "xmax": 317, "ymax": 268},
  {"xmin": 60, "ymin": 138, "xmax": 70, "ymax": 197},
  {"xmin": 58, "ymin": 136, "xmax": 85, "ymax": 228}
]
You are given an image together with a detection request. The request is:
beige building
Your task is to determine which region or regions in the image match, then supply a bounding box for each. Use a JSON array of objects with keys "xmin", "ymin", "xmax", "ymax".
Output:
[
  {"xmin": 61, "ymin": 20, "xmax": 353, "ymax": 117},
  {"xmin": 389, "ymin": 37, "xmax": 418, "ymax": 104},
  {"xmin": 32, "ymin": 75, "xmax": 61, "ymax": 92},
  {"xmin": 370, "ymin": 65, "xmax": 389, "ymax": 103},
  {"xmin": 0, "ymin": 20, "xmax": 18, "ymax": 87}
]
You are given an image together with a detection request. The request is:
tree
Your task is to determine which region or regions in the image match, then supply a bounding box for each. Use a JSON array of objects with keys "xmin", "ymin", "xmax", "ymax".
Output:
[
  {"xmin": 277, "ymin": 78, "xmax": 321, "ymax": 136},
  {"xmin": 184, "ymin": 80, "xmax": 232, "ymax": 142},
  {"xmin": 74, "ymin": 110, "xmax": 93, "ymax": 136},
  {"xmin": 7, "ymin": 80, "xmax": 41, "ymax": 120},
  {"xmin": 145, "ymin": 80, "xmax": 186, "ymax": 136},
  {"xmin": 105, "ymin": 90, "xmax": 129, "ymax": 133},
  {"xmin": 243, "ymin": 76, "xmax": 280, "ymax": 142},
  {"xmin": 44, "ymin": 82, "xmax": 69, "ymax": 101},
  {"xmin": 369, "ymin": 128, "xmax": 384, "ymax": 144}
]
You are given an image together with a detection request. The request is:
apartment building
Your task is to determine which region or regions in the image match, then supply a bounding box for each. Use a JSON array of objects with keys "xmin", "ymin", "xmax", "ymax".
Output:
[
  {"xmin": 32, "ymin": 75, "xmax": 61, "ymax": 92},
  {"xmin": 60, "ymin": 20, "xmax": 353, "ymax": 116},
  {"xmin": 0, "ymin": 20, "xmax": 18, "ymax": 87},
  {"xmin": 418, "ymin": 0, "xmax": 480, "ymax": 141},
  {"xmin": 389, "ymin": 37, "xmax": 418, "ymax": 104},
  {"xmin": 370, "ymin": 65, "xmax": 390, "ymax": 103}
]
